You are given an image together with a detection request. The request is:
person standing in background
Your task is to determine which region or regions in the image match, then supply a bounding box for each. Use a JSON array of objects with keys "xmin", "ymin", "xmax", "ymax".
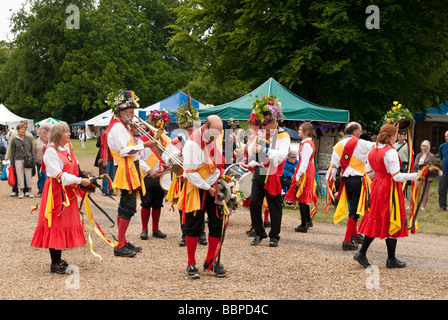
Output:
[
  {"xmin": 438, "ymin": 131, "xmax": 448, "ymax": 211},
  {"xmin": 34, "ymin": 123, "xmax": 52, "ymax": 196}
]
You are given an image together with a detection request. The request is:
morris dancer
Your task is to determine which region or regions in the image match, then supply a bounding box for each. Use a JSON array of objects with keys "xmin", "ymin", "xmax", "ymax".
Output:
[
  {"xmin": 138, "ymin": 109, "xmax": 171, "ymax": 240},
  {"xmin": 328, "ymin": 122, "xmax": 374, "ymax": 251},
  {"xmin": 248, "ymin": 96, "xmax": 290, "ymax": 247},
  {"xmin": 177, "ymin": 115, "xmax": 227, "ymax": 279},
  {"xmin": 354, "ymin": 124, "xmax": 418, "ymax": 268},
  {"xmin": 105, "ymin": 89, "xmax": 156, "ymax": 257},
  {"xmin": 285, "ymin": 122, "xmax": 317, "ymax": 233},
  {"xmin": 30, "ymin": 122, "xmax": 91, "ymax": 274}
]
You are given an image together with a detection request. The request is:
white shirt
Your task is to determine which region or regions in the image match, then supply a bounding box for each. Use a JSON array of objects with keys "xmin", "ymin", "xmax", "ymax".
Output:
[
  {"xmin": 182, "ymin": 139, "xmax": 220, "ymax": 190},
  {"xmin": 249, "ymin": 129, "xmax": 291, "ymax": 172},
  {"xmin": 107, "ymin": 121, "xmax": 144, "ymax": 163},
  {"xmin": 328, "ymin": 136, "xmax": 375, "ymax": 180},
  {"xmin": 296, "ymin": 138, "xmax": 313, "ymax": 180},
  {"xmin": 365, "ymin": 144, "xmax": 418, "ymax": 182},
  {"xmin": 139, "ymin": 138, "xmax": 171, "ymax": 174},
  {"xmin": 43, "ymin": 143, "xmax": 82, "ymax": 186}
]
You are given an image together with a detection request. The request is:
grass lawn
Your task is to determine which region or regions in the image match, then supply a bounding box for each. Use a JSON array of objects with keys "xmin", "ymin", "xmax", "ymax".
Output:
[
  {"xmin": 283, "ymin": 177, "xmax": 448, "ymax": 237},
  {"xmin": 70, "ymin": 138, "xmax": 99, "ymax": 159}
]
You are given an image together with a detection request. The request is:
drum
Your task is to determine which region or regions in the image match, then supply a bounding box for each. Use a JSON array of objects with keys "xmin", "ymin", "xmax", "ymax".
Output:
[
  {"xmin": 223, "ymin": 164, "xmax": 253, "ymax": 197},
  {"xmin": 159, "ymin": 171, "xmax": 172, "ymax": 193}
]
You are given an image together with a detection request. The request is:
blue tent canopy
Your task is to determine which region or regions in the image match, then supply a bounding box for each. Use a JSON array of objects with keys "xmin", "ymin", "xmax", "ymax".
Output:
[
  {"xmin": 159, "ymin": 91, "xmax": 201, "ymax": 111},
  {"xmin": 414, "ymin": 101, "xmax": 448, "ymax": 122}
]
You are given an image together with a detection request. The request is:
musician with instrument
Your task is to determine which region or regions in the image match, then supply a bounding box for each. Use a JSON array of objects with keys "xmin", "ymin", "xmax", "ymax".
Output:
[
  {"xmin": 248, "ymin": 96, "xmax": 290, "ymax": 247},
  {"xmin": 138, "ymin": 109, "xmax": 172, "ymax": 240},
  {"xmin": 164, "ymin": 103, "xmax": 207, "ymax": 247},
  {"xmin": 30, "ymin": 121, "xmax": 91, "ymax": 274},
  {"xmin": 327, "ymin": 121, "xmax": 374, "ymax": 251},
  {"xmin": 105, "ymin": 89, "xmax": 156, "ymax": 258},
  {"xmin": 177, "ymin": 115, "xmax": 227, "ymax": 279}
]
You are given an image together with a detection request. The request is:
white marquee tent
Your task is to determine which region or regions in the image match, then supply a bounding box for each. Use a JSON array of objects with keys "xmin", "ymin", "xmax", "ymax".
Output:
[{"xmin": 0, "ymin": 103, "xmax": 34, "ymax": 131}]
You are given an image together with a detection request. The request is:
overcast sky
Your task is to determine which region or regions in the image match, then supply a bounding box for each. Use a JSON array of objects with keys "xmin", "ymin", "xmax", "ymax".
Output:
[{"xmin": 0, "ymin": 0, "xmax": 27, "ymax": 42}]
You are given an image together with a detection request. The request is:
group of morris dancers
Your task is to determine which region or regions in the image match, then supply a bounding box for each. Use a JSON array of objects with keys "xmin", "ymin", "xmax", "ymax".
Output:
[{"xmin": 29, "ymin": 89, "xmax": 420, "ymax": 278}]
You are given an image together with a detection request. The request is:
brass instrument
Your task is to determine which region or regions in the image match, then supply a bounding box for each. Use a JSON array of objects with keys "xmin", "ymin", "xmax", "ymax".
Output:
[{"xmin": 132, "ymin": 115, "xmax": 184, "ymax": 172}]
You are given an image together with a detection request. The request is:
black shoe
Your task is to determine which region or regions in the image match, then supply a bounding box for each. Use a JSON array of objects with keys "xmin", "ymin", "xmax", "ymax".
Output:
[
  {"xmin": 246, "ymin": 228, "xmax": 256, "ymax": 237},
  {"xmin": 306, "ymin": 220, "xmax": 313, "ymax": 228},
  {"xmin": 198, "ymin": 234, "xmax": 207, "ymax": 245},
  {"xmin": 126, "ymin": 242, "xmax": 142, "ymax": 253},
  {"xmin": 179, "ymin": 237, "xmax": 186, "ymax": 247},
  {"xmin": 351, "ymin": 234, "xmax": 364, "ymax": 244},
  {"xmin": 140, "ymin": 230, "xmax": 148, "ymax": 240},
  {"xmin": 269, "ymin": 238, "xmax": 279, "ymax": 247},
  {"xmin": 203, "ymin": 260, "xmax": 227, "ymax": 277},
  {"xmin": 50, "ymin": 260, "xmax": 69, "ymax": 274},
  {"xmin": 353, "ymin": 251, "xmax": 370, "ymax": 268},
  {"xmin": 294, "ymin": 225, "xmax": 308, "ymax": 233},
  {"xmin": 251, "ymin": 235, "xmax": 266, "ymax": 246},
  {"xmin": 386, "ymin": 258, "xmax": 406, "ymax": 268},
  {"xmin": 263, "ymin": 221, "xmax": 271, "ymax": 228},
  {"xmin": 186, "ymin": 264, "xmax": 200, "ymax": 279},
  {"xmin": 114, "ymin": 245, "xmax": 136, "ymax": 257},
  {"xmin": 152, "ymin": 229, "xmax": 166, "ymax": 238},
  {"xmin": 342, "ymin": 240, "xmax": 359, "ymax": 251}
]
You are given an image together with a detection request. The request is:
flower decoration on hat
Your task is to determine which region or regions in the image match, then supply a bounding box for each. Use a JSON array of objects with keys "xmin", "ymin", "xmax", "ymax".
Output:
[
  {"xmin": 176, "ymin": 102, "xmax": 199, "ymax": 128},
  {"xmin": 147, "ymin": 109, "xmax": 171, "ymax": 128},
  {"xmin": 250, "ymin": 94, "xmax": 285, "ymax": 125},
  {"xmin": 105, "ymin": 89, "xmax": 140, "ymax": 114},
  {"xmin": 383, "ymin": 101, "xmax": 414, "ymax": 131}
]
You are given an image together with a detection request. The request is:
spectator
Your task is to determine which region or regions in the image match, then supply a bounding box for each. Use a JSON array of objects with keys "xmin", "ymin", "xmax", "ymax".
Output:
[
  {"xmin": 282, "ymin": 149, "xmax": 298, "ymax": 192},
  {"xmin": 393, "ymin": 133, "xmax": 409, "ymax": 173},
  {"xmin": 438, "ymin": 131, "xmax": 448, "ymax": 211},
  {"xmin": 0, "ymin": 131, "xmax": 7, "ymax": 172},
  {"xmin": 79, "ymin": 128, "xmax": 86, "ymax": 150},
  {"xmin": 409, "ymin": 140, "xmax": 434, "ymax": 210},
  {"xmin": 34, "ymin": 123, "xmax": 52, "ymax": 196},
  {"xmin": 9, "ymin": 122, "xmax": 35, "ymax": 198}
]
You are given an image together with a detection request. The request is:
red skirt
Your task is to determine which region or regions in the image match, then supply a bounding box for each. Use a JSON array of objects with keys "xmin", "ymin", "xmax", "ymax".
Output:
[
  {"xmin": 30, "ymin": 179, "xmax": 86, "ymax": 249},
  {"xmin": 358, "ymin": 177, "xmax": 408, "ymax": 239},
  {"xmin": 285, "ymin": 173, "xmax": 316, "ymax": 204}
]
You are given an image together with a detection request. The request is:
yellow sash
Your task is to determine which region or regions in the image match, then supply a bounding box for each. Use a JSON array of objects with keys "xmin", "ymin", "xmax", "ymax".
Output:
[
  {"xmin": 333, "ymin": 141, "xmax": 366, "ymax": 175},
  {"xmin": 109, "ymin": 139, "xmax": 145, "ymax": 196},
  {"xmin": 177, "ymin": 164, "xmax": 214, "ymax": 214},
  {"xmin": 166, "ymin": 172, "xmax": 183, "ymax": 203},
  {"xmin": 389, "ymin": 180, "xmax": 402, "ymax": 235}
]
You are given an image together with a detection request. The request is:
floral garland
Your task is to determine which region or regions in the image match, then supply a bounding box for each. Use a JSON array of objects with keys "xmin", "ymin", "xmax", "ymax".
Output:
[
  {"xmin": 176, "ymin": 102, "xmax": 199, "ymax": 128},
  {"xmin": 383, "ymin": 101, "xmax": 414, "ymax": 127},
  {"xmin": 147, "ymin": 109, "xmax": 171, "ymax": 128},
  {"xmin": 105, "ymin": 89, "xmax": 140, "ymax": 114},
  {"xmin": 220, "ymin": 174, "xmax": 246, "ymax": 211},
  {"xmin": 250, "ymin": 94, "xmax": 285, "ymax": 125}
]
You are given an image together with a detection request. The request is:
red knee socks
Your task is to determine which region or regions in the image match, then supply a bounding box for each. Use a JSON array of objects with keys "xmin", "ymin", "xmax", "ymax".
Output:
[
  {"xmin": 205, "ymin": 236, "xmax": 220, "ymax": 264},
  {"xmin": 141, "ymin": 207, "xmax": 150, "ymax": 231},
  {"xmin": 151, "ymin": 209, "xmax": 161, "ymax": 232},
  {"xmin": 344, "ymin": 217, "xmax": 358, "ymax": 242},
  {"xmin": 186, "ymin": 236, "xmax": 198, "ymax": 266},
  {"xmin": 117, "ymin": 218, "xmax": 130, "ymax": 248}
]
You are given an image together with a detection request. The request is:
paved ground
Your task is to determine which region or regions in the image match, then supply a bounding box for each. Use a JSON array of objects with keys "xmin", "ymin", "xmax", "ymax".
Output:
[{"xmin": 1, "ymin": 157, "xmax": 447, "ymax": 303}]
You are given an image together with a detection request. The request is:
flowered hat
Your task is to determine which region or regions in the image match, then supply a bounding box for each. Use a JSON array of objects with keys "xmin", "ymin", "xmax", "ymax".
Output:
[
  {"xmin": 383, "ymin": 101, "xmax": 414, "ymax": 131},
  {"xmin": 176, "ymin": 102, "xmax": 199, "ymax": 128},
  {"xmin": 250, "ymin": 95, "xmax": 285, "ymax": 125},
  {"xmin": 105, "ymin": 89, "xmax": 140, "ymax": 114},
  {"xmin": 147, "ymin": 109, "xmax": 171, "ymax": 128}
]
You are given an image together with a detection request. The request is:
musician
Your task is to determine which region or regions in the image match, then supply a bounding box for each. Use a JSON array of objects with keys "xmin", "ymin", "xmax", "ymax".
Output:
[
  {"xmin": 248, "ymin": 96, "xmax": 290, "ymax": 247},
  {"xmin": 138, "ymin": 109, "xmax": 172, "ymax": 240},
  {"xmin": 285, "ymin": 122, "xmax": 317, "ymax": 233},
  {"xmin": 354, "ymin": 124, "xmax": 418, "ymax": 268},
  {"xmin": 30, "ymin": 122, "xmax": 91, "ymax": 274},
  {"xmin": 177, "ymin": 115, "xmax": 227, "ymax": 279},
  {"xmin": 327, "ymin": 122, "xmax": 374, "ymax": 251},
  {"xmin": 105, "ymin": 89, "xmax": 156, "ymax": 258}
]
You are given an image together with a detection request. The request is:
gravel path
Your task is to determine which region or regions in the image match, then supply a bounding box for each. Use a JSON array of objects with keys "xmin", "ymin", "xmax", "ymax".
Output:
[{"xmin": 1, "ymin": 157, "xmax": 447, "ymax": 301}]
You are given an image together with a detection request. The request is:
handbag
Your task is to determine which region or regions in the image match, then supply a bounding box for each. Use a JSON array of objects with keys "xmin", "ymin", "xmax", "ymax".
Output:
[
  {"xmin": 0, "ymin": 164, "xmax": 8, "ymax": 181},
  {"xmin": 24, "ymin": 155, "xmax": 35, "ymax": 168}
]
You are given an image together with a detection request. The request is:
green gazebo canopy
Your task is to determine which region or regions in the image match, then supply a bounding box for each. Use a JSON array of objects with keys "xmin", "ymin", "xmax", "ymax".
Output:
[{"xmin": 199, "ymin": 78, "xmax": 349, "ymax": 123}]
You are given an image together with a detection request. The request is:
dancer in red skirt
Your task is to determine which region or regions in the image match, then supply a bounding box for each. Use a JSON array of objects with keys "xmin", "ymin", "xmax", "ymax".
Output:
[
  {"xmin": 285, "ymin": 122, "xmax": 317, "ymax": 232},
  {"xmin": 354, "ymin": 124, "xmax": 418, "ymax": 269},
  {"xmin": 30, "ymin": 122, "xmax": 91, "ymax": 274}
]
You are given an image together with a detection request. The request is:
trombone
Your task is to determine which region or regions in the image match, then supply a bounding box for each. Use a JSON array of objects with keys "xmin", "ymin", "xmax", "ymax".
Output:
[{"xmin": 132, "ymin": 115, "xmax": 184, "ymax": 169}]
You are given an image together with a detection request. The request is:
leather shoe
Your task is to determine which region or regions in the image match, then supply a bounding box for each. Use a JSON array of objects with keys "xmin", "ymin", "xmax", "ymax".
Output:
[
  {"xmin": 353, "ymin": 251, "xmax": 370, "ymax": 268},
  {"xmin": 203, "ymin": 260, "xmax": 227, "ymax": 277},
  {"xmin": 294, "ymin": 225, "xmax": 308, "ymax": 233},
  {"xmin": 198, "ymin": 234, "xmax": 207, "ymax": 245},
  {"xmin": 342, "ymin": 240, "xmax": 359, "ymax": 251},
  {"xmin": 269, "ymin": 238, "xmax": 279, "ymax": 247},
  {"xmin": 114, "ymin": 245, "xmax": 136, "ymax": 257},
  {"xmin": 386, "ymin": 258, "xmax": 406, "ymax": 268},
  {"xmin": 50, "ymin": 260, "xmax": 69, "ymax": 274},
  {"xmin": 126, "ymin": 242, "xmax": 142, "ymax": 252},
  {"xmin": 140, "ymin": 230, "xmax": 148, "ymax": 240},
  {"xmin": 152, "ymin": 229, "xmax": 166, "ymax": 238},
  {"xmin": 186, "ymin": 264, "xmax": 200, "ymax": 279},
  {"xmin": 250, "ymin": 235, "xmax": 265, "ymax": 246},
  {"xmin": 351, "ymin": 234, "xmax": 364, "ymax": 244}
]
